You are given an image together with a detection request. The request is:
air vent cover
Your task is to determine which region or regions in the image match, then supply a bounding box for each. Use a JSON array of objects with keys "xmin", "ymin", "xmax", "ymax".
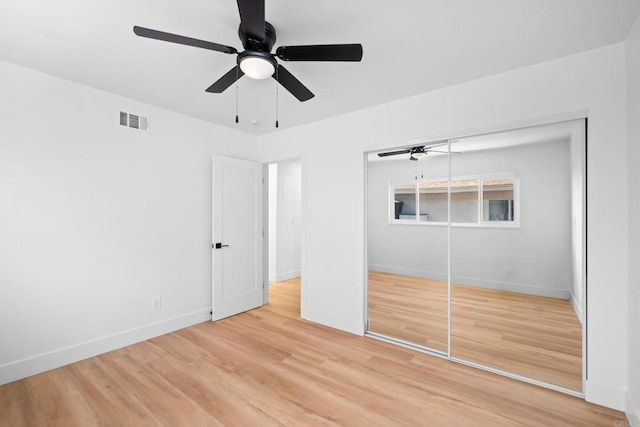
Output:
[{"xmin": 118, "ymin": 110, "xmax": 149, "ymax": 132}]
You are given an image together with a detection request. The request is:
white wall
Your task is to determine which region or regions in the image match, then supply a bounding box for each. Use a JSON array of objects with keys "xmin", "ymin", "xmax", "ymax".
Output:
[
  {"xmin": 368, "ymin": 139, "xmax": 574, "ymax": 300},
  {"xmin": 268, "ymin": 163, "xmax": 278, "ymax": 279},
  {"xmin": 0, "ymin": 59, "xmax": 257, "ymax": 385},
  {"xmin": 626, "ymin": 13, "xmax": 640, "ymax": 426},
  {"xmin": 268, "ymin": 160, "xmax": 302, "ymax": 282},
  {"xmin": 258, "ymin": 44, "xmax": 628, "ymax": 410}
]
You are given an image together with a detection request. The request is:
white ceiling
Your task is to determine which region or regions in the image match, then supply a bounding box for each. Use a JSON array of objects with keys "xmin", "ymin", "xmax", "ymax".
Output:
[{"xmin": 1, "ymin": 1, "xmax": 639, "ymax": 135}]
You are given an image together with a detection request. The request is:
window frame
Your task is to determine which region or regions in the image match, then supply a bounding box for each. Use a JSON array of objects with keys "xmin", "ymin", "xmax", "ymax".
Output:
[{"xmin": 389, "ymin": 172, "xmax": 520, "ymax": 228}]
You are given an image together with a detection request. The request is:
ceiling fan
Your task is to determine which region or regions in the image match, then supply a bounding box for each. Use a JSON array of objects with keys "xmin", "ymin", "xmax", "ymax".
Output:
[
  {"xmin": 377, "ymin": 142, "xmax": 455, "ymax": 161},
  {"xmin": 133, "ymin": 0, "xmax": 363, "ymax": 102}
]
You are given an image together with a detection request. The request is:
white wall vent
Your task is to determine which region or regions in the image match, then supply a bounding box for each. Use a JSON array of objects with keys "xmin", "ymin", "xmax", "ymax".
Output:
[{"xmin": 118, "ymin": 110, "xmax": 149, "ymax": 132}]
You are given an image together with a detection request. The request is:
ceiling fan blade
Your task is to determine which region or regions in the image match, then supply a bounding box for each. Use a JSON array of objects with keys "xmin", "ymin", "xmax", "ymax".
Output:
[
  {"xmin": 425, "ymin": 141, "xmax": 449, "ymax": 149},
  {"xmin": 205, "ymin": 66, "xmax": 244, "ymax": 93},
  {"xmin": 377, "ymin": 149, "xmax": 412, "ymax": 157},
  {"xmin": 133, "ymin": 26, "xmax": 237, "ymax": 54},
  {"xmin": 236, "ymin": 0, "xmax": 265, "ymax": 41},
  {"xmin": 276, "ymin": 44, "xmax": 363, "ymax": 62},
  {"xmin": 426, "ymin": 149, "xmax": 462, "ymax": 154},
  {"xmin": 274, "ymin": 65, "xmax": 314, "ymax": 102}
]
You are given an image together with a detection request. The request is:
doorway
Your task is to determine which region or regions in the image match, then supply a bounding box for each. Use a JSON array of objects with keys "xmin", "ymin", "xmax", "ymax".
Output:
[{"xmin": 267, "ymin": 159, "xmax": 303, "ymax": 316}]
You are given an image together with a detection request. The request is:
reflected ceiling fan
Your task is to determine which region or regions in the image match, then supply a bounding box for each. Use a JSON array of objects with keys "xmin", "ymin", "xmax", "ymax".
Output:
[
  {"xmin": 133, "ymin": 0, "xmax": 363, "ymax": 102},
  {"xmin": 377, "ymin": 142, "xmax": 455, "ymax": 161}
]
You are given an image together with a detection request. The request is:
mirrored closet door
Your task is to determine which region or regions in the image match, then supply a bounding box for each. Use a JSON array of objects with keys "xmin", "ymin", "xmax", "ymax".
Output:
[
  {"xmin": 367, "ymin": 145, "xmax": 450, "ymax": 354},
  {"xmin": 366, "ymin": 119, "xmax": 586, "ymax": 393}
]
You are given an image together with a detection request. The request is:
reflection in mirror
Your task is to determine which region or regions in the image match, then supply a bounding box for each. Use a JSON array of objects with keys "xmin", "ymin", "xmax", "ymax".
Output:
[
  {"xmin": 367, "ymin": 119, "xmax": 585, "ymax": 393},
  {"xmin": 450, "ymin": 180, "xmax": 479, "ymax": 223},
  {"xmin": 418, "ymin": 180, "xmax": 449, "ymax": 222},
  {"xmin": 393, "ymin": 184, "xmax": 416, "ymax": 220},
  {"xmin": 450, "ymin": 120, "xmax": 585, "ymax": 392},
  {"xmin": 483, "ymin": 180, "xmax": 514, "ymax": 222},
  {"xmin": 367, "ymin": 147, "xmax": 449, "ymax": 353}
]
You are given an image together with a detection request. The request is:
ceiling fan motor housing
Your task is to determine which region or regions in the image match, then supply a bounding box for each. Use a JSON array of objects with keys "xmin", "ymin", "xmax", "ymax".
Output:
[
  {"xmin": 237, "ymin": 21, "xmax": 278, "ymax": 78},
  {"xmin": 238, "ymin": 21, "xmax": 276, "ymax": 52}
]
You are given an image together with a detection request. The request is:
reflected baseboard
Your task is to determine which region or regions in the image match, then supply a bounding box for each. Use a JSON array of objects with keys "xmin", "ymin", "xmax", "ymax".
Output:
[
  {"xmin": 571, "ymin": 293, "xmax": 584, "ymax": 325},
  {"xmin": 368, "ymin": 264, "xmax": 571, "ymax": 299}
]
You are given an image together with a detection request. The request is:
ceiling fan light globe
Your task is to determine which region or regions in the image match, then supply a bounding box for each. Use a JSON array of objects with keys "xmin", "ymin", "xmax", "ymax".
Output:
[
  {"xmin": 412, "ymin": 152, "xmax": 426, "ymax": 159},
  {"xmin": 240, "ymin": 56, "xmax": 275, "ymax": 79}
]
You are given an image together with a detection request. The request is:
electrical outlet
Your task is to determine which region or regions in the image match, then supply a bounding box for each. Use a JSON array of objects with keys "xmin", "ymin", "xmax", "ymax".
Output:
[
  {"xmin": 505, "ymin": 267, "xmax": 513, "ymax": 277},
  {"xmin": 151, "ymin": 296, "xmax": 162, "ymax": 310}
]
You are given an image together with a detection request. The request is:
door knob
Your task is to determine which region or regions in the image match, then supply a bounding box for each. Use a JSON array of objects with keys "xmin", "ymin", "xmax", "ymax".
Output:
[{"xmin": 213, "ymin": 243, "xmax": 230, "ymax": 249}]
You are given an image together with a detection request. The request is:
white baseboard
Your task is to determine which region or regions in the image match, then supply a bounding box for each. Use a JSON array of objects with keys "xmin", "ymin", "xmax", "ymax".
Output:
[
  {"xmin": 304, "ymin": 306, "xmax": 364, "ymax": 336},
  {"xmin": 270, "ymin": 269, "xmax": 301, "ymax": 283},
  {"xmin": 570, "ymin": 293, "xmax": 584, "ymax": 324},
  {"xmin": 369, "ymin": 265, "xmax": 447, "ymax": 283},
  {"xmin": 585, "ymin": 379, "xmax": 627, "ymax": 411},
  {"xmin": 0, "ymin": 308, "xmax": 211, "ymax": 386},
  {"xmin": 369, "ymin": 264, "xmax": 571, "ymax": 299},
  {"xmin": 627, "ymin": 391, "xmax": 640, "ymax": 427}
]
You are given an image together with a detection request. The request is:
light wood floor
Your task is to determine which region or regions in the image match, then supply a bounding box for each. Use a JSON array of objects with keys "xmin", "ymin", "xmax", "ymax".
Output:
[
  {"xmin": 0, "ymin": 277, "xmax": 623, "ymax": 426},
  {"xmin": 368, "ymin": 271, "xmax": 582, "ymax": 391}
]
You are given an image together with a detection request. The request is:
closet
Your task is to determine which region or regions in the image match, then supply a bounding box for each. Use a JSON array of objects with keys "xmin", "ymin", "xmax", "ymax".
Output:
[{"xmin": 366, "ymin": 119, "xmax": 586, "ymax": 394}]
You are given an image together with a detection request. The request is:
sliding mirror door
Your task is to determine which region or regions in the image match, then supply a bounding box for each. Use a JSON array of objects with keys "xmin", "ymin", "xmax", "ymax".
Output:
[
  {"xmin": 449, "ymin": 120, "xmax": 585, "ymax": 392},
  {"xmin": 367, "ymin": 145, "xmax": 450, "ymax": 353}
]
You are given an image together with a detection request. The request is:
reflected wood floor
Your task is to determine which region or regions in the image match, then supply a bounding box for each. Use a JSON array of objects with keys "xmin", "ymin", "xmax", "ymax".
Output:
[
  {"xmin": 0, "ymin": 277, "xmax": 622, "ymax": 426},
  {"xmin": 368, "ymin": 271, "xmax": 582, "ymax": 391}
]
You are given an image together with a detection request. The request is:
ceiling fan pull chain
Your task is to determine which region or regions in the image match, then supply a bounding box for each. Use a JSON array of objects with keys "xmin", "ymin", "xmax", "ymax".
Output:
[
  {"xmin": 275, "ymin": 66, "xmax": 279, "ymax": 128},
  {"xmin": 235, "ymin": 66, "xmax": 239, "ymax": 124}
]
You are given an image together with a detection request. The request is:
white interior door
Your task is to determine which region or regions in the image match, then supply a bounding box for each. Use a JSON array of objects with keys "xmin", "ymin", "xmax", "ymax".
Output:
[{"xmin": 212, "ymin": 155, "xmax": 264, "ymax": 320}]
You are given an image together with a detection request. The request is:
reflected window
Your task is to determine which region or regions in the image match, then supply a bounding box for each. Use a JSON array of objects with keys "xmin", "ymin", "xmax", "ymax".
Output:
[
  {"xmin": 393, "ymin": 183, "xmax": 416, "ymax": 220},
  {"xmin": 482, "ymin": 179, "xmax": 515, "ymax": 222},
  {"xmin": 391, "ymin": 174, "xmax": 518, "ymax": 226},
  {"xmin": 450, "ymin": 179, "xmax": 479, "ymax": 223},
  {"xmin": 419, "ymin": 180, "xmax": 449, "ymax": 222}
]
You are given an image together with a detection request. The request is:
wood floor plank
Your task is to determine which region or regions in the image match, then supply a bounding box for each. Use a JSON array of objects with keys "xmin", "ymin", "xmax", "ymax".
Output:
[{"xmin": 0, "ymin": 277, "xmax": 626, "ymax": 426}]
